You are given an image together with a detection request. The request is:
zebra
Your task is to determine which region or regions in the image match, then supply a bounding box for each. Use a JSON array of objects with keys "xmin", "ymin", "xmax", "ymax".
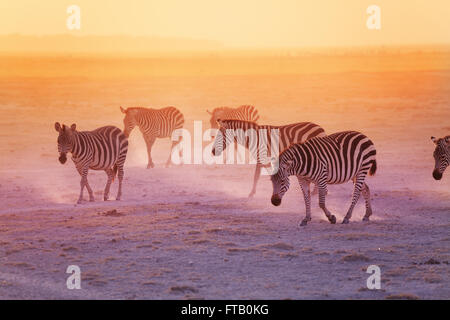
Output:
[
  {"xmin": 211, "ymin": 119, "xmax": 326, "ymax": 197},
  {"xmin": 270, "ymin": 131, "xmax": 377, "ymax": 226},
  {"xmin": 120, "ymin": 106, "xmax": 184, "ymax": 168},
  {"xmin": 431, "ymin": 135, "xmax": 450, "ymax": 180},
  {"xmin": 54, "ymin": 123, "xmax": 128, "ymax": 204},
  {"xmin": 207, "ymin": 105, "xmax": 259, "ymax": 129}
]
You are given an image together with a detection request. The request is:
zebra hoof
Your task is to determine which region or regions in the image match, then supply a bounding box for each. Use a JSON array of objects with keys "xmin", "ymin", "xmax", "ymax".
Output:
[
  {"xmin": 363, "ymin": 216, "xmax": 370, "ymax": 222},
  {"xmin": 300, "ymin": 219, "xmax": 309, "ymax": 227},
  {"xmin": 329, "ymin": 215, "xmax": 336, "ymax": 224},
  {"xmin": 147, "ymin": 163, "xmax": 155, "ymax": 169},
  {"xmin": 104, "ymin": 197, "xmax": 109, "ymax": 201},
  {"xmin": 342, "ymin": 218, "xmax": 350, "ymax": 224}
]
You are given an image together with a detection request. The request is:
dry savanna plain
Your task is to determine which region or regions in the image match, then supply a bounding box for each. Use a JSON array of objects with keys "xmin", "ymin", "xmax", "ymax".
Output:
[{"xmin": 0, "ymin": 49, "xmax": 449, "ymax": 299}]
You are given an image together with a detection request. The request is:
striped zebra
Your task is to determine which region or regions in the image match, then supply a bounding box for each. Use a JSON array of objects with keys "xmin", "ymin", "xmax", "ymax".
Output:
[
  {"xmin": 211, "ymin": 119, "xmax": 326, "ymax": 197},
  {"xmin": 207, "ymin": 105, "xmax": 259, "ymax": 129},
  {"xmin": 431, "ymin": 135, "xmax": 450, "ymax": 180},
  {"xmin": 120, "ymin": 106, "xmax": 184, "ymax": 168},
  {"xmin": 54, "ymin": 123, "xmax": 128, "ymax": 204},
  {"xmin": 270, "ymin": 131, "xmax": 377, "ymax": 226}
]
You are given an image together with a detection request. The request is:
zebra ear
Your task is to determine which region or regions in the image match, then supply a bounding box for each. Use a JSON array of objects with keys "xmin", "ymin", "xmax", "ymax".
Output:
[
  {"xmin": 70, "ymin": 123, "xmax": 76, "ymax": 131},
  {"xmin": 206, "ymin": 109, "xmax": 212, "ymax": 115},
  {"xmin": 120, "ymin": 106, "xmax": 127, "ymax": 114},
  {"xmin": 431, "ymin": 136, "xmax": 438, "ymax": 144},
  {"xmin": 54, "ymin": 122, "xmax": 61, "ymax": 132}
]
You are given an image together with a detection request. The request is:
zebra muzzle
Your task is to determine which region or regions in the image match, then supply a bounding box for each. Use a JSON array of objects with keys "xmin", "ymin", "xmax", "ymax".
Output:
[
  {"xmin": 59, "ymin": 153, "xmax": 67, "ymax": 164},
  {"xmin": 432, "ymin": 169, "xmax": 442, "ymax": 180},
  {"xmin": 271, "ymin": 195, "xmax": 281, "ymax": 206}
]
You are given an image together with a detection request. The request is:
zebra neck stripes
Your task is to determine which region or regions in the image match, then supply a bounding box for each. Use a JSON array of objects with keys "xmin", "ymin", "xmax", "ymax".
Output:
[{"xmin": 431, "ymin": 135, "xmax": 450, "ymax": 180}]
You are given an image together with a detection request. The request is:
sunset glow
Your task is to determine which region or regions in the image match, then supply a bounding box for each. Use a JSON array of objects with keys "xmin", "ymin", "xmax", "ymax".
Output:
[{"xmin": 0, "ymin": 0, "xmax": 449, "ymax": 48}]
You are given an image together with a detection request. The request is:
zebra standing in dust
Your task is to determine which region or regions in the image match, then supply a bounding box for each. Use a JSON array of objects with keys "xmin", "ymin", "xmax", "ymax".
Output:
[
  {"xmin": 207, "ymin": 105, "xmax": 259, "ymax": 129},
  {"xmin": 120, "ymin": 106, "xmax": 184, "ymax": 168},
  {"xmin": 270, "ymin": 131, "xmax": 377, "ymax": 226},
  {"xmin": 211, "ymin": 119, "xmax": 326, "ymax": 197},
  {"xmin": 54, "ymin": 123, "xmax": 128, "ymax": 204},
  {"xmin": 431, "ymin": 135, "xmax": 450, "ymax": 180}
]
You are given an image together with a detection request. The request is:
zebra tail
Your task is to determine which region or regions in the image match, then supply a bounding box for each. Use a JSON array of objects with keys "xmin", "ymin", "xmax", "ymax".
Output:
[
  {"xmin": 369, "ymin": 159, "xmax": 377, "ymax": 176},
  {"xmin": 112, "ymin": 164, "xmax": 118, "ymax": 182}
]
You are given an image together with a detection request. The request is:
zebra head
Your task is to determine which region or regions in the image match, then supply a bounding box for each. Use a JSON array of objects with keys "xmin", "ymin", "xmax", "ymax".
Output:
[
  {"xmin": 431, "ymin": 136, "xmax": 450, "ymax": 180},
  {"xmin": 270, "ymin": 157, "xmax": 294, "ymax": 206},
  {"xmin": 211, "ymin": 119, "xmax": 233, "ymax": 156},
  {"xmin": 54, "ymin": 122, "xmax": 76, "ymax": 164},
  {"xmin": 207, "ymin": 108, "xmax": 225, "ymax": 129},
  {"xmin": 120, "ymin": 106, "xmax": 137, "ymax": 137}
]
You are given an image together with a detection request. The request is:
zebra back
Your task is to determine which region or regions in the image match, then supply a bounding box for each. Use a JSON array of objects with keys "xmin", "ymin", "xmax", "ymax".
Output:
[
  {"xmin": 216, "ymin": 119, "xmax": 326, "ymax": 163},
  {"xmin": 209, "ymin": 105, "xmax": 259, "ymax": 128},
  {"xmin": 280, "ymin": 131, "xmax": 376, "ymax": 183},
  {"xmin": 126, "ymin": 106, "xmax": 184, "ymax": 138}
]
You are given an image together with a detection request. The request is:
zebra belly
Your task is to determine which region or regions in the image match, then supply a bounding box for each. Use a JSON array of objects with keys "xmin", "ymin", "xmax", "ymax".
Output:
[
  {"xmin": 326, "ymin": 163, "xmax": 362, "ymax": 184},
  {"xmin": 89, "ymin": 158, "xmax": 117, "ymax": 170}
]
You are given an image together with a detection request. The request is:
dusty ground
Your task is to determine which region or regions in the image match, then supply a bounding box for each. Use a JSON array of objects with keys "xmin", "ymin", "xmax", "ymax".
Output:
[{"xmin": 0, "ymin": 52, "xmax": 449, "ymax": 299}]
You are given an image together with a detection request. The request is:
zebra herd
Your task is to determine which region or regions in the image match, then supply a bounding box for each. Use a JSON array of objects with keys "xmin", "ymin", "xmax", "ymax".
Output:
[{"xmin": 54, "ymin": 105, "xmax": 449, "ymax": 226}]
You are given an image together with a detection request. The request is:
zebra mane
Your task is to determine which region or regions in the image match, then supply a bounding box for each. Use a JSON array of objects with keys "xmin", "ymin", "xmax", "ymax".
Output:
[
  {"xmin": 126, "ymin": 106, "xmax": 176, "ymax": 112},
  {"xmin": 125, "ymin": 107, "xmax": 149, "ymax": 111},
  {"xmin": 218, "ymin": 119, "xmax": 259, "ymax": 127}
]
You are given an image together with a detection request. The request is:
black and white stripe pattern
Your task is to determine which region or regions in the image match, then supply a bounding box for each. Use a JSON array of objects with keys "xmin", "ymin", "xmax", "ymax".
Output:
[
  {"xmin": 55, "ymin": 123, "xmax": 128, "ymax": 204},
  {"xmin": 212, "ymin": 119, "xmax": 326, "ymax": 197},
  {"xmin": 207, "ymin": 105, "xmax": 259, "ymax": 129},
  {"xmin": 120, "ymin": 106, "xmax": 184, "ymax": 168},
  {"xmin": 270, "ymin": 131, "xmax": 377, "ymax": 226},
  {"xmin": 431, "ymin": 135, "xmax": 450, "ymax": 180}
]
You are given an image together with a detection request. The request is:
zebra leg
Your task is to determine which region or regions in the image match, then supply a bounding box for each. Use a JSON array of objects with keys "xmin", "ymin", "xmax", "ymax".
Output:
[
  {"xmin": 144, "ymin": 136, "xmax": 156, "ymax": 169},
  {"xmin": 166, "ymin": 138, "xmax": 182, "ymax": 167},
  {"xmin": 77, "ymin": 166, "xmax": 94, "ymax": 204},
  {"xmin": 342, "ymin": 175, "xmax": 365, "ymax": 224},
  {"xmin": 311, "ymin": 183, "xmax": 318, "ymax": 195},
  {"xmin": 311, "ymin": 183, "xmax": 327, "ymax": 195},
  {"xmin": 85, "ymin": 178, "xmax": 94, "ymax": 202},
  {"xmin": 235, "ymin": 143, "xmax": 244, "ymax": 163},
  {"xmin": 248, "ymin": 163, "xmax": 262, "ymax": 198},
  {"xmin": 116, "ymin": 165, "xmax": 124, "ymax": 201},
  {"xmin": 297, "ymin": 177, "xmax": 312, "ymax": 226},
  {"xmin": 103, "ymin": 169, "xmax": 114, "ymax": 201},
  {"xmin": 362, "ymin": 183, "xmax": 373, "ymax": 221},
  {"xmin": 317, "ymin": 180, "xmax": 336, "ymax": 224}
]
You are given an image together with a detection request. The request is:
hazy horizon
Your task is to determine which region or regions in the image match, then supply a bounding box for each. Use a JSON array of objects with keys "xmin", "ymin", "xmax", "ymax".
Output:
[
  {"xmin": 1, "ymin": 1, "xmax": 449, "ymax": 49},
  {"xmin": 1, "ymin": 34, "xmax": 450, "ymax": 56}
]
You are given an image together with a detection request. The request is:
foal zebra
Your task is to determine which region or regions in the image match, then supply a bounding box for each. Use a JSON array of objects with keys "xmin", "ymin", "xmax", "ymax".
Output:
[
  {"xmin": 211, "ymin": 119, "xmax": 326, "ymax": 197},
  {"xmin": 431, "ymin": 135, "xmax": 450, "ymax": 180},
  {"xmin": 120, "ymin": 106, "xmax": 184, "ymax": 168},
  {"xmin": 270, "ymin": 131, "xmax": 377, "ymax": 226},
  {"xmin": 54, "ymin": 123, "xmax": 128, "ymax": 204},
  {"xmin": 207, "ymin": 105, "xmax": 259, "ymax": 129}
]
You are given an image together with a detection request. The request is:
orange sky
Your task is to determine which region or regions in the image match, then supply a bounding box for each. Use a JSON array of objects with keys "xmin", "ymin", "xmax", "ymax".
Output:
[{"xmin": 1, "ymin": 0, "xmax": 449, "ymax": 48}]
